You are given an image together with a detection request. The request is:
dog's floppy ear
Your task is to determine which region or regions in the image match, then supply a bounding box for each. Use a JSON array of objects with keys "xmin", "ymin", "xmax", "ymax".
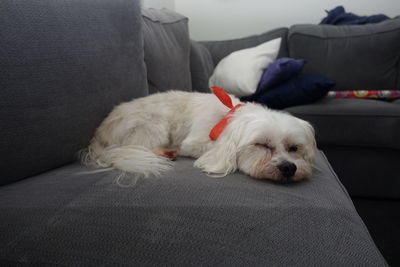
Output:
[
  {"xmin": 194, "ymin": 126, "xmax": 241, "ymax": 177},
  {"xmin": 298, "ymin": 119, "xmax": 317, "ymax": 162}
]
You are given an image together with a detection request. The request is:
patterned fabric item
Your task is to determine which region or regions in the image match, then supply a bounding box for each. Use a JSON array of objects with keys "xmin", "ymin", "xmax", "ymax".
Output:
[{"xmin": 326, "ymin": 90, "xmax": 400, "ymax": 99}]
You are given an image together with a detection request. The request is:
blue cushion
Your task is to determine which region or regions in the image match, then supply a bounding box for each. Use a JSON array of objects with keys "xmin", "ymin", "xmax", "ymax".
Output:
[
  {"xmin": 242, "ymin": 74, "xmax": 335, "ymax": 109},
  {"xmin": 256, "ymin": 57, "xmax": 305, "ymax": 91}
]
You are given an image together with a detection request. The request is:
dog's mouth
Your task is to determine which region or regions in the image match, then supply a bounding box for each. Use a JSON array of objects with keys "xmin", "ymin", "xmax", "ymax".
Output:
[
  {"xmin": 243, "ymin": 156, "xmax": 312, "ymax": 183},
  {"xmin": 250, "ymin": 166, "xmax": 310, "ymax": 183}
]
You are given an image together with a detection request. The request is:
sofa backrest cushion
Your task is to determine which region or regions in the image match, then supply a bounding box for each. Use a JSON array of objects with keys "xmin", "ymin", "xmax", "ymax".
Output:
[
  {"xmin": 142, "ymin": 8, "xmax": 192, "ymax": 93},
  {"xmin": 201, "ymin": 28, "xmax": 289, "ymax": 67},
  {"xmin": 0, "ymin": 0, "xmax": 147, "ymax": 185},
  {"xmin": 288, "ymin": 19, "xmax": 400, "ymax": 91},
  {"xmin": 190, "ymin": 41, "xmax": 215, "ymax": 93}
]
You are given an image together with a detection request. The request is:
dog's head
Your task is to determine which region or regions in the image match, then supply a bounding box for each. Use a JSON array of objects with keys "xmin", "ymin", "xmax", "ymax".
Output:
[{"xmin": 195, "ymin": 103, "xmax": 316, "ymax": 183}]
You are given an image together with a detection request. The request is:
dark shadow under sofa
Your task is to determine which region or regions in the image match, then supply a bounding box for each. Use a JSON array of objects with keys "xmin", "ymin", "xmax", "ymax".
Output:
[{"xmin": 0, "ymin": 1, "xmax": 395, "ymax": 266}]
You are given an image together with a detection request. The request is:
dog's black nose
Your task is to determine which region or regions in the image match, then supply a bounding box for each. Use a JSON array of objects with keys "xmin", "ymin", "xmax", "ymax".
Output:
[{"xmin": 278, "ymin": 162, "xmax": 297, "ymax": 178}]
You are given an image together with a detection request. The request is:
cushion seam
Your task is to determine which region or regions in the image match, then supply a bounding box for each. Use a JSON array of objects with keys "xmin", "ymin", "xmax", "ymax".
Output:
[
  {"xmin": 291, "ymin": 113, "xmax": 400, "ymax": 118},
  {"xmin": 0, "ymin": 258, "xmax": 67, "ymax": 267},
  {"xmin": 318, "ymin": 142, "xmax": 399, "ymax": 150},
  {"xmin": 142, "ymin": 16, "xmax": 188, "ymax": 25},
  {"xmin": 288, "ymin": 25, "xmax": 400, "ymax": 40},
  {"xmin": 320, "ymin": 144, "xmax": 400, "ymax": 151},
  {"xmin": 201, "ymin": 28, "xmax": 288, "ymax": 44}
]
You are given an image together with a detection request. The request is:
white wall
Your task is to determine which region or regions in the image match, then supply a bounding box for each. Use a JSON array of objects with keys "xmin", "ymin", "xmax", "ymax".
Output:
[
  {"xmin": 174, "ymin": 0, "xmax": 399, "ymax": 41},
  {"xmin": 142, "ymin": 0, "xmax": 175, "ymax": 10},
  {"xmin": 142, "ymin": 0, "xmax": 400, "ymax": 41}
]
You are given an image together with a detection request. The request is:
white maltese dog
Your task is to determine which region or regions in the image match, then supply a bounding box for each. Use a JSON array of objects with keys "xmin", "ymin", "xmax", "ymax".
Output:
[{"xmin": 82, "ymin": 87, "xmax": 316, "ymax": 183}]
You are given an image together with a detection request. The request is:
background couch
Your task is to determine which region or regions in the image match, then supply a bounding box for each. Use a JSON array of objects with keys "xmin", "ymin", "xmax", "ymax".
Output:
[
  {"xmin": 0, "ymin": 0, "xmax": 396, "ymax": 265},
  {"xmin": 202, "ymin": 19, "xmax": 400, "ymax": 266},
  {"xmin": 202, "ymin": 19, "xmax": 400, "ymax": 199},
  {"xmin": 201, "ymin": 19, "xmax": 400, "ymax": 266}
]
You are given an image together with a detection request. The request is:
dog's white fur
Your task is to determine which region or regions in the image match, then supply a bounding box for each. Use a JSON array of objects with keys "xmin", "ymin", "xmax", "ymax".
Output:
[{"xmin": 81, "ymin": 91, "xmax": 316, "ymax": 182}]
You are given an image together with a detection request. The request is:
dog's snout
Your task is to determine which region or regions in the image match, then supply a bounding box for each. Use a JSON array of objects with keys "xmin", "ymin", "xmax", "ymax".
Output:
[{"xmin": 278, "ymin": 162, "xmax": 297, "ymax": 178}]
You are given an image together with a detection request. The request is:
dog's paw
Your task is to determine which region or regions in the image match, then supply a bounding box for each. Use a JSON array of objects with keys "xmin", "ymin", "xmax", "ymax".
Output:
[{"xmin": 153, "ymin": 148, "xmax": 178, "ymax": 161}]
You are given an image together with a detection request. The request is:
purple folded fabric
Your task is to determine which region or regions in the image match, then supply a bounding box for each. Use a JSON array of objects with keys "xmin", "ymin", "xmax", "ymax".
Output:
[
  {"xmin": 320, "ymin": 6, "xmax": 389, "ymax": 25},
  {"xmin": 241, "ymin": 57, "xmax": 305, "ymax": 102},
  {"xmin": 256, "ymin": 57, "xmax": 305, "ymax": 92},
  {"xmin": 241, "ymin": 74, "xmax": 335, "ymax": 110}
]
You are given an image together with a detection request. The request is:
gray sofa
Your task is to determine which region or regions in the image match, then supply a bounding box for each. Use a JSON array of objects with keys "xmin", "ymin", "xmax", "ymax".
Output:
[
  {"xmin": 203, "ymin": 19, "xmax": 400, "ymax": 200},
  {"xmin": 0, "ymin": 1, "xmax": 393, "ymax": 266},
  {"xmin": 202, "ymin": 19, "xmax": 400, "ymax": 266}
]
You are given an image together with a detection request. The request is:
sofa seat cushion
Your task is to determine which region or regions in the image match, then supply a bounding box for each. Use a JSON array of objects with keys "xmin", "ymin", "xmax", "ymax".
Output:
[
  {"xmin": 0, "ymin": 151, "xmax": 386, "ymax": 266},
  {"xmin": 286, "ymin": 98, "xmax": 400, "ymax": 149},
  {"xmin": 393, "ymin": 99, "xmax": 400, "ymax": 106}
]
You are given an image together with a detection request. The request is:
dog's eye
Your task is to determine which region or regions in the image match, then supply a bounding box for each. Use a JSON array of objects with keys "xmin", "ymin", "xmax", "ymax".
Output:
[{"xmin": 288, "ymin": 145, "xmax": 298, "ymax": 152}]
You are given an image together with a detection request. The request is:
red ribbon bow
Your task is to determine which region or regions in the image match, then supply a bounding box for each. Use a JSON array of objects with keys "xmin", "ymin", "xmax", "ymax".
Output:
[{"xmin": 209, "ymin": 86, "xmax": 245, "ymax": 141}]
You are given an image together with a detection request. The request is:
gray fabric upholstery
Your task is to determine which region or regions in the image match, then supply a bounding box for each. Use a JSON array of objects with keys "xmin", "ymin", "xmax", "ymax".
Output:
[
  {"xmin": 142, "ymin": 8, "xmax": 192, "ymax": 93},
  {"xmin": 202, "ymin": 28, "xmax": 289, "ymax": 66},
  {"xmin": 321, "ymin": 146, "xmax": 400, "ymax": 199},
  {"xmin": 286, "ymin": 98, "xmax": 400, "ymax": 199},
  {"xmin": 190, "ymin": 41, "xmax": 215, "ymax": 93},
  {"xmin": 0, "ymin": 151, "xmax": 387, "ymax": 266},
  {"xmin": 286, "ymin": 98, "xmax": 400, "ymax": 149},
  {"xmin": 288, "ymin": 19, "xmax": 400, "ymax": 91},
  {"xmin": 0, "ymin": 0, "xmax": 147, "ymax": 185}
]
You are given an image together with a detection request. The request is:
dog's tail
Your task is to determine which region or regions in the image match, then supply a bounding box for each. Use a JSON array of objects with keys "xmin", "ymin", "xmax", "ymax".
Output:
[{"xmin": 79, "ymin": 144, "xmax": 173, "ymax": 177}]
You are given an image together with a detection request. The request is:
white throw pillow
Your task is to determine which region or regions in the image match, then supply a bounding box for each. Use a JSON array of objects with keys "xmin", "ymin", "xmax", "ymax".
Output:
[{"xmin": 209, "ymin": 38, "xmax": 282, "ymax": 97}]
